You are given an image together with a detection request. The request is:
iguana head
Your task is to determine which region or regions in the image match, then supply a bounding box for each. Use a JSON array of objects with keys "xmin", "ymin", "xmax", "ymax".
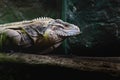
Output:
[{"xmin": 43, "ymin": 19, "xmax": 80, "ymax": 43}]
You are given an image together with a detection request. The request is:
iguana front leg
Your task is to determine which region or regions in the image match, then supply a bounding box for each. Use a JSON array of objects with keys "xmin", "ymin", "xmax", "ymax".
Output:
[{"xmin": 39, "ymin": 42, "xmax": 62, "ymax": 54}]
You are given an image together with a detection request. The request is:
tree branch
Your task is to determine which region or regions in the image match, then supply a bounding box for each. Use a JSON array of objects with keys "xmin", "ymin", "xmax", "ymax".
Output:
[{"xmin": 0, "ymin": 53, "xmax": 120, "ymax": 76}]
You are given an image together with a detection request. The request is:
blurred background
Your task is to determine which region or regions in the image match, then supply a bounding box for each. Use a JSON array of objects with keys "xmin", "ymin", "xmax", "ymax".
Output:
[{"xmin": 0, "ymin": 0, "xmax": 120, "ymax": 56}]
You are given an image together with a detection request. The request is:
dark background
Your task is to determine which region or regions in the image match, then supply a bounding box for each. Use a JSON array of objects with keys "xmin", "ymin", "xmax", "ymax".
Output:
[
  {"xmin": 0, "ymin": 0, "xmax": 119, "ymax": 80},
  {"xmin": 57, "ymin": 0, "xmax": 120, "ymax": 56},
  {"xmin": 0, "ymin": 0, "xmax": 120, "ymax": 56}
]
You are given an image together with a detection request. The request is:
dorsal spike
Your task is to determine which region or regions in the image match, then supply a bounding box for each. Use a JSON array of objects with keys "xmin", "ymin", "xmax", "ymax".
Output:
[{"xmin": 32, "ymin": 17, "xmax": 53, "ymax": 21}]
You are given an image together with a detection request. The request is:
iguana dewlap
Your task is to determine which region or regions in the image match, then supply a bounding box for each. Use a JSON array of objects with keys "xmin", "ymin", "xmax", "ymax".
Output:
[{"xmin": 0, "ymin": 17, "xmax": 80, "ymax": 53}]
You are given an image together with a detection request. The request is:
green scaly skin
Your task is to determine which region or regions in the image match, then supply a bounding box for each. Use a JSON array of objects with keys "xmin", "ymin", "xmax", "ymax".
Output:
[{"xmin": 0, "ymin": 17, "xmax": 80, "ymax": 53}]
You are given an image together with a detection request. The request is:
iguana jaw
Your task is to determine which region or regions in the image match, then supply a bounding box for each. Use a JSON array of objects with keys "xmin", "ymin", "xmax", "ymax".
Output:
[{"xmin": 55, "ymin": 25, "xmax": 80, "ymax": 37}]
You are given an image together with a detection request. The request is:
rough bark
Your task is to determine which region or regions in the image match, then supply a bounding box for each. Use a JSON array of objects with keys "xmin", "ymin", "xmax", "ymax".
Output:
[{"xmin": 1, "ymin": 53, "xmax": 120, "ymax": 76}]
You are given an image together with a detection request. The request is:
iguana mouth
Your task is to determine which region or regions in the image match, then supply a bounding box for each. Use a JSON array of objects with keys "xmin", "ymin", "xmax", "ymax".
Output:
[
  {"xmin": 56, "ymin": 30, "xmax": 80, "ymax": 37},
  {"xmin": 55, "ymin": 27, "xmax": 80, "ymax": 37}
]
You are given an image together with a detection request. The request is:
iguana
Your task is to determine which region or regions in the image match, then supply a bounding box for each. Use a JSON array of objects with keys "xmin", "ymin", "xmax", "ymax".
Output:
[{"xmin": 0, "ymin": 17, "xmax": 80, "ymax": 53}]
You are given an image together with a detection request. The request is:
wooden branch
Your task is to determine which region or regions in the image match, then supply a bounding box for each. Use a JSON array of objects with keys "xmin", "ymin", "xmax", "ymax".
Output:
[{"xmin": 1, "ymin": 53, "xmax": 120, "ymax": 76}]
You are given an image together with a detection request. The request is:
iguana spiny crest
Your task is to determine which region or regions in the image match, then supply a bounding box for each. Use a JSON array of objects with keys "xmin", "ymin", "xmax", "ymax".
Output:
[{"xmin": 0, "ymin": 17, "xmax": 80, "ymax": 53}]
